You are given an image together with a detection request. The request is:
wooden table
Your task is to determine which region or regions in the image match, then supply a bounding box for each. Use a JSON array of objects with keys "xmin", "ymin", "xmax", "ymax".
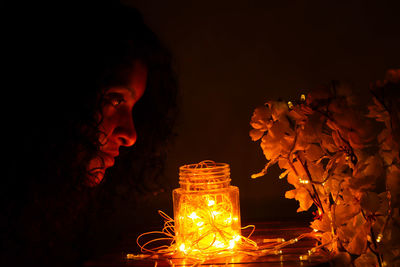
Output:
[{"xmin": 84, "ymin": 221, "xmax": 330, "ymax": 266}]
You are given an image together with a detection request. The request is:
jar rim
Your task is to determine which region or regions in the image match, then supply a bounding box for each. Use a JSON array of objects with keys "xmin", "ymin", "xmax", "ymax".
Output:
[{"xmin": 179, "ymin": 161, "xmax": 231, "ymax": 190}]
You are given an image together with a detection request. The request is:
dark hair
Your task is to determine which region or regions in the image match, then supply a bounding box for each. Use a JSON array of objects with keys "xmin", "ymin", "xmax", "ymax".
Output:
[{"xmin": 2, "ymin": 2, "xmax": 177, "ymax": 266}]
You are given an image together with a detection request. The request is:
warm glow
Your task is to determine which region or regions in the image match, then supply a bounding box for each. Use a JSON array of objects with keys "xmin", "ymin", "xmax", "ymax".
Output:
[
  {"xmin": 173, "ymin": 161, "xmax": 241, "ymax": 256},
  {"xmin": 188, "ymin": 212, "xmax": 199, "ymax": 220},
  {"xmin": 179, "ymin": 243, "xmax": 186, "ymax": 252}
]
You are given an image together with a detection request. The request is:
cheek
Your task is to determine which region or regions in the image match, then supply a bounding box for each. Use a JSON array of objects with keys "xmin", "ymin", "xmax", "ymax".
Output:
[{"xmin": 98, "ymin": 112, "xmax": 117, "ymax": 141}]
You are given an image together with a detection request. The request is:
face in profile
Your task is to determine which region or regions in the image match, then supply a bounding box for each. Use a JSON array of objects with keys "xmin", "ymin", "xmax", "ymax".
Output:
[{"xmin": 87, "ymin": 61, "xmax": 147, "ymax": 186}]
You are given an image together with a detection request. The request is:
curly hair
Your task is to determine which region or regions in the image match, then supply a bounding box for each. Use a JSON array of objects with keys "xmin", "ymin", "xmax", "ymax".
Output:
[{"xmin": 2, "ymin": 2, "xmax": 177, "ymax": 266}]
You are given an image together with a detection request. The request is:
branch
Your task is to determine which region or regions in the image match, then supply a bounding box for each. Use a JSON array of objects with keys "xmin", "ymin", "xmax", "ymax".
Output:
[{"xmin": 295, "ymin": 153, "xmax": 325, "ymax": 214}]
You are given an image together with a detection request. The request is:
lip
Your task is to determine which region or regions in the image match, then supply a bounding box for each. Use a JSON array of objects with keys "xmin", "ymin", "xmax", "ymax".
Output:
[{"xmin": 101, "ymin": 152, "xmax": 117, "ymax": 168}]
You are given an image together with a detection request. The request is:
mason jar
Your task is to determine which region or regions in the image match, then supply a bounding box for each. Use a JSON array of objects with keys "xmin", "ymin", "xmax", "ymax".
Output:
[{"xmin": 173, "ymin": 161, "xmax": 241, "ymax": 254}]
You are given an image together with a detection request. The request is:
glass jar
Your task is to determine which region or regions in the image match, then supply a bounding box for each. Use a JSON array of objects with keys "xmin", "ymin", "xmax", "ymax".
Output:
[{"xmin": 173, "ymin": 161, "xmax": 241, "ymax": 254}]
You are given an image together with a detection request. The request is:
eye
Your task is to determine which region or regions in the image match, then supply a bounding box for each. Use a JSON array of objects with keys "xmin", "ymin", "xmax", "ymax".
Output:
[{"xmin": 104, "ymin": 93, "xmax": 126, "ymax": 107}]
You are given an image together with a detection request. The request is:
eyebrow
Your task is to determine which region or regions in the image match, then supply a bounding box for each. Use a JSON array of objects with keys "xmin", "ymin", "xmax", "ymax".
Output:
[{"xmin": 107, "ymin": 87, "xmax": 136, "ymax": 99}]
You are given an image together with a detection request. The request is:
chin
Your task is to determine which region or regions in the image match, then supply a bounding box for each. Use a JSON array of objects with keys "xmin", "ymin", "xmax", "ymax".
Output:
[{"xmin": 86, "ymin": 170, "xmax": 105, "ymax": 187}]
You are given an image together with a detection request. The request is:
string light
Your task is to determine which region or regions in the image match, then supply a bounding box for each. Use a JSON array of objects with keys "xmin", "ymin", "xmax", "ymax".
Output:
[
  {"xmin": 132, "ymin": 161, "xmax": 321, "ymax": 264},
  {"xmin": 263, "ymin": 238, "xmax": 285, "ymax": 243},
  {"xmin": 376, "ymin": 234, "xmax": 383, "ymax": 243},
  {"xmin": 299, "ymin": 255, "xmax": 309, "ymax": 261},
  {"xmin": 299, "ymin": 178, "xmax": 310, "ymax": 184},
  {"xmin": 173, "ymin": 161, "xmax": 242, "ymax": 255}
]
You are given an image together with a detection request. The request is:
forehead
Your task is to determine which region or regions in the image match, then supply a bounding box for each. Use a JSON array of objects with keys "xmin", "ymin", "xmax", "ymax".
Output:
[
  {"xmin": 106, "ymin": 61, "xmax": 147, "ymax": 99},
  {"xmin": 129, "ymin": 61, "xmax": 147, "ymax": 98}
]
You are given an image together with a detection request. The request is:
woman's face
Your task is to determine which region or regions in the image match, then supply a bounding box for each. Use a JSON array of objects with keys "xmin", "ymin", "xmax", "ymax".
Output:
[{"xmin": 87, "ymin": 61, "xmax": 147, "ymax": 186}]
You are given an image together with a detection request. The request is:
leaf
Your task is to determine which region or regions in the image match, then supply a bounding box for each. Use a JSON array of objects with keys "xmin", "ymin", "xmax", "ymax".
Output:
[
  {"xmin": 250, "ymin": 106, "xmax": 273, "ymax": 131},
  {"xmin": 270, "ymin": 101, "xmax": 288, "ymax": 121},
  {"xmin": 330, "ymin": 252, "xmax": 352, "ymax": 266},
  {"xmin": 354, "ymin": 251, "xmax": 379, "ymax": 267},
  {"xmin": 285, "ymin": 187, "xmax": 314, "ymax": 212},
  {"xmin": 304, "ymin": 144, "xmax": 325, "ymax": 162},
  {"xmin": 335, "ymin": 203, "xmax": 360, "ymax": 226},
  {"xmin": 351, "ymin": 156, "xmax": 383, "ymax": 191},
  {"xmin": 302, "ymin": 113, "xmax": 324, "ymax": 144},
  {"xmin": 307, "ymin": 162, "xmax": 325, "ymax": 183},
  {"xmin": 278, "ymin": 158, "xmax": 289, "ymax": 170},
  {"xmin": 287, "ymin": 171, "xmax": 300, "ymax": 187},
  {"xmin": 285, "ymin": 189, "xmax": 296, "ymax": 199},
  {"xmin": 346, "ymin": 222, "xmax": 369, "ymax": 255},
  {"xmin": 261, "ymin": 133, "xmax": 282, "ymax": 160},
  {"xmin": 360, "ymin": 192, "xmax": 380, "ymax": 214},
  {"xmin": 310, "ymin": 213, "xmax": 331, "ymax": 232},
  {"xmin": 321, "ymin": 133, "xmax": 337, "ymax": 153},
  {"xmin": 332, "ymin": 130, "xmax": 345, "ymax": 148},
  {"xmin": 249, "ymin": 129, "xmax": 264, "ymax": 141},
  {"xmin": 387, "ymin": 165, "xmax": 400, "ymax": 207}
]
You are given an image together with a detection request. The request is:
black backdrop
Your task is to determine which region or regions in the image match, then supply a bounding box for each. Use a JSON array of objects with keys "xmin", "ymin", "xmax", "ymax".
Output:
[
  {"xmin": 4, "ymin": 1, "xmax": 399, "ymax": 262},
  {"xmin": 126, "ymin": 0, "xmax": 400, "ymax": 227}
]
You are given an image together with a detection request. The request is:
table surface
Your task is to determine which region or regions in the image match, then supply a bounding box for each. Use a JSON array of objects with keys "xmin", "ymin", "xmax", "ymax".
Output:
[{"xmin": 84, "ymin": 221, "xmax": 330, "ymax": 266}]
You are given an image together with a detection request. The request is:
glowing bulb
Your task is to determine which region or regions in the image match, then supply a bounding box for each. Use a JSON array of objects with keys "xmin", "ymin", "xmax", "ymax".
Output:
[
  {"xmin": 213, "ymin": 240, "xmax": 224, "ymax": 248},
  {"xmin": 211, "ymin": 211, "xmax": 219, "ymax": 216},
  {"xmin": 299, "ymin": 178, "xmax": 309, "ymax": 184},
  {"xmin": 224, "ymin": 217, "xmax": 232, "ymax": 224},
  {"xmin": 173, "ymin": 161, "xmax": 242, "ymax": 256},
  {"xmin": 188, "ymin": 212, "xmax": 199, "ymax": 220},
  {"xmin": 300, "ymin": 94, "xmax": 306, "ymax": 101},
  {"xmin": 299, "ymin": 255, "xmax": 309, "ymax": 261},
  {"xmin": 233, "ymin": 235, "xmax": 241, "ymax": 242},
  {"xmin": 376, "ymin": 234, "xmax": 383, "ymax": 243},
  {"xmin": 288, "ymin": 101, "xmax": 294, "ymax": 109},
  {"xmin": 228, "ymin": 240, "xmax": 235, "ymax": 249}
]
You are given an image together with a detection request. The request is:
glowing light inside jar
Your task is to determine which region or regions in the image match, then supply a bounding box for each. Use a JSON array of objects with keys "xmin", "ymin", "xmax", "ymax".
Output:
[{"xmin": 173, "ymin": 161, "xmax": 241, "ymax": 255}]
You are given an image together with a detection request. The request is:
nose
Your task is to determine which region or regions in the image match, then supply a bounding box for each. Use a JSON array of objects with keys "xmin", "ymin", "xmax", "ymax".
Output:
[{"xmin": 114, "ymin": 111, "xmax": 137, "ymax": 147}]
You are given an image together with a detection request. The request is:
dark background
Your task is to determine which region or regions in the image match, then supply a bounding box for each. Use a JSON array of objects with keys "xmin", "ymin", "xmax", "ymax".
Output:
[{"xmin": 126, "ymin": 0, "xmax": 400, "ymax": 226}]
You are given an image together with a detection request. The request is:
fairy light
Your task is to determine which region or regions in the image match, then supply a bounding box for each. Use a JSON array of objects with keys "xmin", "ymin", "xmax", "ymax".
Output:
[
  {"xmin": 288, "ymin": 101, "xmax": 294, "ymax": 109},
  {"xmin": 135, "ymin": 214, "xmax": 319, "ymax": 264},
  {"xmin": 299, "ymin": 255, "xmax": 309, "ymax": 261},
  {"xmin": 133, "ymin": 161, "xmax": 322, "ymax": 264},
  {"xmin": 263, "ymin": 238, "xmax": 285, "ymax": 243},
  {"xmin": 299, "ymin": 178, "xmax": 310, "ymax": 184},
  {"xmin": 300, "ymin": 94, "xmax": 306, "ymax": 101},
  {"xmin": 173, "ymin": 161, "xmax": 242, "ymax": 255},
  {"xmin": 376, "ymin": 233, "xmax": 383, "ymax": 243}
]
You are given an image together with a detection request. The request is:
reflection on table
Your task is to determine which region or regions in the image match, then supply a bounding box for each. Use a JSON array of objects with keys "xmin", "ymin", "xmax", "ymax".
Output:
[{"xmin": 84, "ymin": 221, "xmax": 330, "ymax": 266}]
